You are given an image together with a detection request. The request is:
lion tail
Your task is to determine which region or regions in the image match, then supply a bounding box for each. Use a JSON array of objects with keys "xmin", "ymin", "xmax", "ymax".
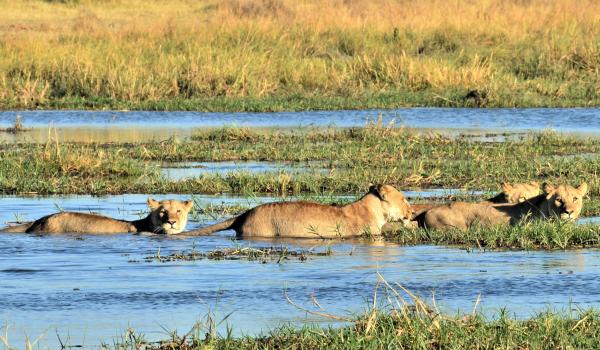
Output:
[
  {"xmin": 181, "ymin": 217, "xmax": 238, "ymax": 236},
  {"xmin": 1, "ymin": 222, "xmax": 33, "ymax": 233}
]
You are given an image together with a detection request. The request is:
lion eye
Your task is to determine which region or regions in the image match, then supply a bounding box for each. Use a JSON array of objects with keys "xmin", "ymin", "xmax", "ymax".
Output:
[
  {"xmin": 177, "ymin": 210, "xmax": 181, "ymax": 214},
  {"xmin": 573, "ymin": 197, "xmax": 578, "ymax": 202},
  {"xmin": 555, "ymin": 200, "xmax": 562, "ymax": 207}
]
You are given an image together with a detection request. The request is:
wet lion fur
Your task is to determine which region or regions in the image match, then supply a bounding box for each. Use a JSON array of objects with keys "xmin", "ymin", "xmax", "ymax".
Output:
[
  {"xmin": 410, "ymin": 181, "xmax": 541, "ymax": 218},
  {"xmin": 182, "ymin": 184, "xmax": 413, "ymax": 238},
  {"xmin": 1, "ymin": 198, "xmax": 193, "ymax": 234},
  {"xmin": 415, "ymin": 183, "xmax": 587, "ymax": 230}
]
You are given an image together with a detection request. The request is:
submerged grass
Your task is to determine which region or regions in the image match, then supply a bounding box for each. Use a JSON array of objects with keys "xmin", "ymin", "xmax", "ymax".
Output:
[
  {"xmin": 140, "ymin": 245, "xmax": 333, "ymax": 263},
  {"xmin": 1, "ymin": 0, "xmax": 600, "ymax": 110}
]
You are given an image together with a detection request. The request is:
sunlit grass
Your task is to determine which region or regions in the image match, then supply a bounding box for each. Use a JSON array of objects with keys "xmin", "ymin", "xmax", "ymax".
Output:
[
  {"xmin": 0, "ymin": 128, "xmax": 598, "ymax": 205},
  {"xmin": 1, "ymin": 0, "xmax": 599, "ymax": 110}
]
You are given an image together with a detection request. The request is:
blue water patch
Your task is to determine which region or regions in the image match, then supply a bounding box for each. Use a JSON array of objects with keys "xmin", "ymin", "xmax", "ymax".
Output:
[
  {"xmin": 0, "ymin": 108, "xmax": 598, "ymax": 131},
  {"xmin": 0, "ymin": 194, "xmax": 599, "ymax": 348}
]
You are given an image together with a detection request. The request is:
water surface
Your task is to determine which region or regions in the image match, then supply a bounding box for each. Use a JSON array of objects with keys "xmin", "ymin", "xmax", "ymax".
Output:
[
  {"xmin": 161, "ymin": 161, "xmax": 326, "ymax": 181},
  {"xmin": 1, "ymin": 194, "xmax": 599, "ymax": 349},
  {"xmin": 1, "ymin": 108, "xmax": 598, "ymax": 143}
]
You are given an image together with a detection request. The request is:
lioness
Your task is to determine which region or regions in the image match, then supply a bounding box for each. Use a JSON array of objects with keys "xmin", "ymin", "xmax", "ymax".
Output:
[
  {"xmin": 416, "ymin": 183, "xmax": 587, "ymax": 230},
  {"xmin": 410, "ymin": 182, "xmax": 540, "ymax": 217},
  {"xmin": 182, "ymin": 184, "xmax": 413, "ymax": 238},
  {"xmin": 1, "ymin": 198, "xmax": 193, "ymax": 234}
]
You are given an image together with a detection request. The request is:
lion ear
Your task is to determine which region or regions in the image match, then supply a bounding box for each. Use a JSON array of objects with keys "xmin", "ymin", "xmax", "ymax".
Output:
[
  {"xmin": 578, "ymin": 182, "xmax": 588, "ymax": 195},
  {"xmin": 184, "ymin": 200, "xmax": 194, "ymax": 211},
  {"xmin": 543, "ymin": 183, "xmax": 555, "ymax": 199},
  {"xmin": 371, "ymin": 184, "xmax": 388, "ymax": 200},
  {"xmin": 147, "ymin": 198, "xmax": 160, "ymax": 210}
]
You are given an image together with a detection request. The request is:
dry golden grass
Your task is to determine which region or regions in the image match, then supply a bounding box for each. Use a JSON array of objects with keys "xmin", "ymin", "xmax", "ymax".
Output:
[{"xmin": 0, "ymin": 0, "xmax": 599, "ymax": 109}]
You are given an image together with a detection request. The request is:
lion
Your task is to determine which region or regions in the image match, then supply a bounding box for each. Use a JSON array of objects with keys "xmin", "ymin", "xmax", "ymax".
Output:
[
  {"xmin": 1, "ymin": 198, "xmax": 194, "ymax": 234},
  {"xmin": 410, "ymin": 181, "xmax": 540, "ymax": 217},
  {"xmin": 416, "ymin": 183, "xmax": 587, "ymax": 230},
  {"xmin": 181, "ymin": 184, "xmax": 413, "ymax": 238}
]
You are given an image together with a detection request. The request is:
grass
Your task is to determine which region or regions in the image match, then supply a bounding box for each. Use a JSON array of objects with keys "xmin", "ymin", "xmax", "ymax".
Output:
[
  {"xmin": 384, "ymin": 221, "xmax": 600, "ymax": 250},
  {"xmin": 93, "ymin": 278, "xmax": 600, "ymax": 349},
  {"xmin": 1, "ymin": 0, "xmax": 600, "ymax": 110},
  {"xmin": 6, "ymin": 274, "xmax": 600, "ymax": 349},
  {"xmin": 0, "ymin": 127, "xmax": 597, "ymax": 200}
]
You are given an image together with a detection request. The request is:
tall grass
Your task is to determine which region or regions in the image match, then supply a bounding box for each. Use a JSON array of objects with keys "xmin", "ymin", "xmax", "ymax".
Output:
[{"xmin": 1, "ymin": 0, "xmax": 599, "ymax": 110}]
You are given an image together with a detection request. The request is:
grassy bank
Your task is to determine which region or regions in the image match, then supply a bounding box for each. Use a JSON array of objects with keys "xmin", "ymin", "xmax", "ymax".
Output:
[
  {"xmin": 384, "ymin": 221, "xmax": 600, "ymax": 250},
  {"xmin": 132, "ymin": 312, "xmax": 600, "ymax": 349},
  {"xmin": 106, "ymin": 289, "xmax": 600, "ymax": 350},
  {"xmin": 1, "ymin": 0, "xmax": 599, "ymax": 110},
  {"xmin": 0, "ymin": 128, "xmax": 597, "ymax": 199},
  {"xmin": 5, "ymin": 282, "xmax": 600, "ymax": 349}
]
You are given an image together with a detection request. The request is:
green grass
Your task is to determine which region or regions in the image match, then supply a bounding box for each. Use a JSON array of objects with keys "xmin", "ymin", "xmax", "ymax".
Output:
[
  {"xmin": 100, "ymin": 282, "xmax": 600, "ymax": 350},
  {"xmin": 385, "ymin": 221, "xmax": 600, "ymax": 250},
  {"xmin": 0, "ymin": 127, "xmax": 597, "ymax": 200},
  {"xmin": 144, "ymin": 311, "xmax": 600, "ymax": 350}
]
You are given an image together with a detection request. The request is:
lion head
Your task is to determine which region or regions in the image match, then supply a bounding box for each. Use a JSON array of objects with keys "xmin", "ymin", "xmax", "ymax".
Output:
[
  {"xmin": 501, "ymin": 181, "xmax": 540, "ymax": 203},
  {"xmin": 542, "ymin": 183, "xmax": 587, "ymax": 220},
  {"xmin": 370, "ymin": 184, "xmax": 413, "ymax": 224},
  {"xmin": 148, "ymin": 198, "xmax": 194, "ymax": 234}
]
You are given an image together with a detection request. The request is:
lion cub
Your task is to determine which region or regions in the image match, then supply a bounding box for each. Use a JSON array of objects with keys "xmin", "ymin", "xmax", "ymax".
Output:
[
  {"xmin": 1, "ymin": 198, "xmax": 193, "ymax": 234},
  {"xmin": 417, "ymin": 183, "xmax": 587, "ymax": 230},
  {"xmin": 182, "ymin": 184, "xmax": 413, "ymax": 238}
]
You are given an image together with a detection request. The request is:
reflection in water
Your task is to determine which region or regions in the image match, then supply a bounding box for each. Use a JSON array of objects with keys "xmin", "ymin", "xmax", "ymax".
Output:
[
  {"xmin": 161, "ymin": 161, "xmax": 326, "ymax": 181},
  {"xmin": 1, "ymin": 108, "xmax": 600, "ymax": 143},
  {"xmin": 1, "ymin": 195, "xmax": 600, "ymax": 349},
  {"xmin": 0, "ymin": 126, "xmax": 190, "ymax": 143}
]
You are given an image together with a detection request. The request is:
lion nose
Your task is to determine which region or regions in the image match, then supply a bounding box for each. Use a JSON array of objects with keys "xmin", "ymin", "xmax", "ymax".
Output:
[
  {"xmin": 565, "ymin": 208, "xmax": 574, "ymax": 214},
  {"xmin": 167, "ymin": 220, "xmax": 176, "ymax": 226}
]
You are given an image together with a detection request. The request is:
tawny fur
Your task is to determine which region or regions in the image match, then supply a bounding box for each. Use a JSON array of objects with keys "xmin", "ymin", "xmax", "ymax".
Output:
[
  {"xmin": 1, "ymin": 199, "xmax": 193, "ymax": 234},
  {"xmin": 417, "ymin": 183, "xmax": 587, "ymax": 230},
  {"xmin": 182, "ymin": 184, "xmax": 413, "ymax": 238},
  {"xmin": 410, "ymin": 182, "xmax": 541, "ymax": 218}
]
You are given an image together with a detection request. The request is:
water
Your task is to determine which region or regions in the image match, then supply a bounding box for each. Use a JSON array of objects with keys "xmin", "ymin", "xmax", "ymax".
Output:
[
  {"xmin": 1, "ymin": 195, "xmax": 599, "ymax": 349},
  {"xmin": 161, "ymin": 161, "xmax": 326, "ymax": 181},
  {"xmin": 1, "ymin": 108, "xmax": 599, "ymax": 143}
]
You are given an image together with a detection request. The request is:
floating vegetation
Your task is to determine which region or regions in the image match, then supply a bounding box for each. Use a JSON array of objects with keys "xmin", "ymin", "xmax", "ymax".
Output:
[{"xmin": 139, "ymin": 246, "xmax": 334, "ymax": 264}]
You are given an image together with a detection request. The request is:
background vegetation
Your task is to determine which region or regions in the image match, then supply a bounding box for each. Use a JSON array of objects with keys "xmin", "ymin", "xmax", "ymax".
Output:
[
  {"xmin": 1, "ymin": 127, "xmax": 598, "ymax": 215},
  {"xmin": 1, "ymin": 0, "xmax": 599, "ymax": 110}
]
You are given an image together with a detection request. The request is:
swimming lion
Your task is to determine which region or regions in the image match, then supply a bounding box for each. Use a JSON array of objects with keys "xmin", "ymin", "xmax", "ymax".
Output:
[
  {"xmin": 416, "ymin": 183, "xmax": 587, "ymax": 230},
  {"xmin": 410, "ymin": 181, "xmax": 541, "ymax": 217},
  {"xmin": 182, "ymin": 184, "xmax": 413, "ymax": 238},
  {"xmin": 1, "ymin": 198, "xmax": 194, "ymax": 234}
]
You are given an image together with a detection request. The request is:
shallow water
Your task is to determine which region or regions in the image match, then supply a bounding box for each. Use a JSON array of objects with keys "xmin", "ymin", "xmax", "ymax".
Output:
[
  {"xmin": 1, "ymin": 108, "xmax": 599, "ymax": 142},
  {"xmin": 161, "ymin": 161, "xmax": 326, "ymax": 181},
  {"xmin": 1, "ymin": 194, "xmax": 600, "ymax": 349}
]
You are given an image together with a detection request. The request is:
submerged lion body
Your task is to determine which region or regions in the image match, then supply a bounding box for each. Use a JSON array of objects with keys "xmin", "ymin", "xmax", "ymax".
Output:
[
  {"xmin": 418, "ymin": 183, "xmax": 587, "ymax": 230},
  {"xmin": 1, "ymin": 199, "xmax": 193, "ymax": 234},
  {"xmin": 410, "ymin": 182, "xmax": 541, "ymax": 218},
  {"xmin": 183, "ymin": 184, "xmax": 413, "ymax": 238}
]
